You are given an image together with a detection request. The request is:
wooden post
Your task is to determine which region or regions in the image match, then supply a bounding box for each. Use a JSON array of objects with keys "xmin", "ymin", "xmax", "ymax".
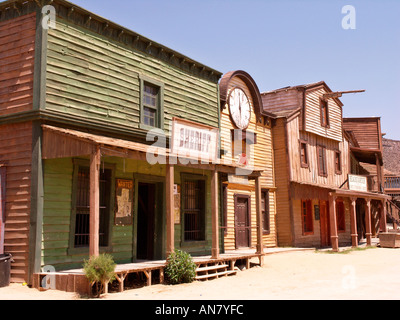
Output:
[
  {"xmin": 211, "ymin": 169, "xmax": 219, "ymax": 259},
  {"xmin": 0, "ymin": 167, "xmax": 5, "ymax": 256},
  {"xmin": 376, "ymin": 153, "xmax": 382, "ymax": 192},
  {"xmin": 365, "ymin": 199, "xmax": 372, "ymax": 246},
  {"xmin": 89, "ymin": 145, "xmax": 101, "ymax": 257},
  {"xmin": 350, "ymin": 197, "xmax": 358, "ymax": 247},
  {"xmin": 255, "ymin": 176, "xmax": 264, "ymax": 256},
  {"xmin": 166, "ymin": 163, "xmax": 174, "ymax": 258},
  {"xmin": 329, "ymin": 194, "xmax": 338, "ymax": 252},
  {"xmin": 381, "ymin": 200, "xmax": 387, "ymax": 233}
]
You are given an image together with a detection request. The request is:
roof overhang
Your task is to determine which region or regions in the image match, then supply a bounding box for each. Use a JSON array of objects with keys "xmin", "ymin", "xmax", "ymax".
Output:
[
  {"xmin": 41, "ymin": 125, "xmax": 264, "ymax": 178},
  {"xmin": 350, "ymin": 146, "xmax": 383, "ymax": 166}
]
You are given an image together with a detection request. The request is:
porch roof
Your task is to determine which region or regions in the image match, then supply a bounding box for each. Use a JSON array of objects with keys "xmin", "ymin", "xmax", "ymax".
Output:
[
  {"xmin": 41, "ymin": 125, "xmax": 264, "ymax": 177},
  {"xmin": 291, "ymin": 181, "xmax": 391, "ymax": 201},
  {"xmin": 330, "ymin": 188, "xmax": 391, "ymax": 201}
]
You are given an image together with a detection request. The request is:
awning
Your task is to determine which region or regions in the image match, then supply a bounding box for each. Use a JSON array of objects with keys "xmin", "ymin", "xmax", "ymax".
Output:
[
  {"xmin": 330, "ymin": 188, "xmax": 391, "ymax": 201},
  {"xmin": 351, "ymin": 146, "xmax": 383, "ymax": 166},
  {"xmin": 41, "ymin": 125, "xmax": 264, "ymax": 177},
  {"xmin": 290, "ymin": 181, "xmax": 391, "ymax": 201}
]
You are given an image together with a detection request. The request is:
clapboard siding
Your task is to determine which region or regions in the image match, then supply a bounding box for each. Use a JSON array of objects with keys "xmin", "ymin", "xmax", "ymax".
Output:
[
  {"xmin": 0, "ymin": 13, "xmax": 36, "ymax": 116},
  {"xmin": 41, "ymin": 157, "xmax": 216, "ymax": 269},
  {"xmin": 46, "ymin": 19, "xmax": 219, "ymax": 135},
  {"xmin": 343, "ymin": 118, "xmax": 381, "ymax": 150},
  {"xmin": 261, "ymin": 88, "xmax": 302, "ymax": 118},
  {"xmin": 292, "ymin": 198, "xmax": 352, "ymax": 248},
  {"xmin": 304, "ymin": 88, "xmax": 343, "ymax": 142},
  {"xmin": 0, "ymin": 122, "xmax": 32, "ymax": 283},
  {"xmin": 271, "ymin": 118, "xmax": 292, "ymax": 246},
  {"xmin": 287, "ymin": 115, "xmax": 349, "ymax": 188},
  {"xmin": 220, "ymin": 76, "xmax": 276, "ymax": 250}
]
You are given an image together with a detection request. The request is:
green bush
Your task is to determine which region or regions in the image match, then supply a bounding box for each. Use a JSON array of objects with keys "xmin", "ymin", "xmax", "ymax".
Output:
[
  {"xmin": 83, "ymin": 253, "xmax": 116, "ymax": 297},
  {"xmin": 165, "ymin": 250, "xmax": 197, "ymax": 285}
]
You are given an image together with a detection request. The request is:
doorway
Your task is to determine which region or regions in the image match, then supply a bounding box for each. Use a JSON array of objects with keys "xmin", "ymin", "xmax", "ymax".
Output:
[
  {"xmin": 319, "ymin": 200, "xmax": 331, "ymax": 247},
  {"xmin": 234, "ymin": 195, "xmax": 251, "ymax": 248},
  {"xmin": 137, "ymin": 182, "xmax": 156, "ymax": 260}
]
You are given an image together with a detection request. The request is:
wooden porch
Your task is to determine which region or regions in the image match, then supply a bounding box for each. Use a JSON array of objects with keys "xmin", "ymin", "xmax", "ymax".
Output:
[{"xmin": 32, "ymin": 249, "xmax": 265, "ymax": 295}]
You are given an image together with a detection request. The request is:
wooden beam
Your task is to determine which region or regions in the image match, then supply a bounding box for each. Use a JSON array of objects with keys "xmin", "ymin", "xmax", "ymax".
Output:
[
  {"xmin": 381, "ymin": 200, "xmax": 387, "ymax": 233},
  {"xmin": 365, "ymin": 199, "xmax": 372, "ymax": 246},
  {"xmin": 255, "ymin": 176, "xmax": 264, "ymax": 256},
  {"xmin": 350, "ymin": 197, "xmax": 358, "ymax": 247},
  {"xmin": 329, "ymin": 194, "xmax": 339, "ymax": 252},
  {"xmin": 89, "ymin": 145, "xmax": 101, "ymax": 257},
  {"xmin": 323, "ymin": 90, "xmax": 365, "ymax": 100},
  {"xmin": 0, "ymin": 167, "xmax": 5, "ymax": 255},
  {"xmin": 166, "ymin": 164, "xmax": 174, "ymax": 258},
  {"xmin": 211, "ymin": 169, "xmax": 219, "ymax": 259}
]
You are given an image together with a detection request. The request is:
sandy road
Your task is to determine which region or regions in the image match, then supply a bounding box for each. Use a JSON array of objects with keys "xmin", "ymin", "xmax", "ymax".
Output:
[{"xmin": 1, "ymin": 247, "xmax": 399, "ymax": 301}]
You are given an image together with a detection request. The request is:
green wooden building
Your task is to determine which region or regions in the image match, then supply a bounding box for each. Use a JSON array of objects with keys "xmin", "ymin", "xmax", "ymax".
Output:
[{"xmin": 0, "ymin": 0, "xmax": 230, "ymax": 284}]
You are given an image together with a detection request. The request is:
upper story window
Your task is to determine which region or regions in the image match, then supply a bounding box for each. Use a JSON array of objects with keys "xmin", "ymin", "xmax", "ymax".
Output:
[
  {"xmin": 301, "ymin": 199, "xmax": 313, "ymax": 235},
  {"xmin": 317, "ymin": 145, "xmax": 328, "ymax": 177},
  {"xmin": 320, "ymin": 99, "xmax": 329, "ymax": 128},
  {"xmin": 299, "ymin": 140, "xmax": 309, "ymax": 168},
  {"xmin": 336, "ymin": 200, "xmax": 345, "ymax": 232},
  {"xmin": 335, "ymin": 150, "xmax": 342, "ymax": 174},
  {"xmin": 140, "ymin": 76, "xmax": 164, "ymax": 129},
  {"xmin": 261, "ymin": 189, "xmax": 270, "ymax": 234}
]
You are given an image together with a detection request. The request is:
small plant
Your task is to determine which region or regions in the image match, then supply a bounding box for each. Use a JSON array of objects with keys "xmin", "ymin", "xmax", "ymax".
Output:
[
  {"xmin": 165, "ymin": 250, "xmax": 197, "ymax": 285},
  {"xmin": 83, "ymin": 253, "xmax": 116, "ymax": 298}
]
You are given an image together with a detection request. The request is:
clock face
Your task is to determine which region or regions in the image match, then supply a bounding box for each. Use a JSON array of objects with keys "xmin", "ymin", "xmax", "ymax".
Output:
[{"xmin": 228, "ymin": 87, "xmax": 251, "ymax": 130}]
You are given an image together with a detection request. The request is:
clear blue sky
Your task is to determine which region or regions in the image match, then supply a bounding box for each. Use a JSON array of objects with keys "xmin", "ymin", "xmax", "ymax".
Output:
[{"xmin": 70, "ymin": 0, "xmax": 400, "ymax": 140}]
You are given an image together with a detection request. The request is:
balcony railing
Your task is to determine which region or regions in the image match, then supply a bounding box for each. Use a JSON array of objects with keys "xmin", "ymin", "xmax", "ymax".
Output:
[{"xmin": 385, "ymin": 176, "xmax": 400, "ymax": 191}]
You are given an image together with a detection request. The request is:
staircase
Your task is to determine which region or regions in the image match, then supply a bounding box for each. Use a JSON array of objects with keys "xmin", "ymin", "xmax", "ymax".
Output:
[{"xmin": 195, "ymin": 262, "xmax": 238, "ymax": 281}]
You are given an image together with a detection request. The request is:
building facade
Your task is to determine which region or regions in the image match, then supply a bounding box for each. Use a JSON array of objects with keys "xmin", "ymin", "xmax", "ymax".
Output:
[
  {"xmin": 218, "ymin": 71, "xmax": 277, "ymax": 252},
  {"xmin": 0, "ymin": 0, "xmax": 234, "ymax": 284},
  {"xmin": 262, "ymin": 82, "xmax": 390, "ymax": 250}
]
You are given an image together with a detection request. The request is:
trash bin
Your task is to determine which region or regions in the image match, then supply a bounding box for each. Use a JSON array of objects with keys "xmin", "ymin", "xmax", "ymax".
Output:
[{"xmin": 0, "ymin": 253, "xmax": 13, "ymax": 288}]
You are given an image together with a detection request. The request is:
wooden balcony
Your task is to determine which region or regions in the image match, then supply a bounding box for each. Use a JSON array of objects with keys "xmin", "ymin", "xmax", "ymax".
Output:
[{"xmin": 385, "ymin": 176, "xmax": 400, "ymax": 196}]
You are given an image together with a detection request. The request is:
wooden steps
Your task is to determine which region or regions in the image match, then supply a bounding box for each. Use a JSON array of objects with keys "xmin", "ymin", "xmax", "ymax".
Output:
[{"xmin": 195, "ymin": 263, "xmax": 238, "ymax": 281}]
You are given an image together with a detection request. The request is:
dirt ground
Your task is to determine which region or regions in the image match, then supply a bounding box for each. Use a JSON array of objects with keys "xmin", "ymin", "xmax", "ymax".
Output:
[{"xmin": 1, "ymin": 246, "xmax": 400, "ymax": 301}]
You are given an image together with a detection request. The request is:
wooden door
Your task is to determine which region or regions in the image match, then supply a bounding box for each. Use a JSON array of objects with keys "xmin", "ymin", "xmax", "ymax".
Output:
[
  {"xmin": 320, "ymin": 200, "xmax": 331, "ymax": 247},
  {"xmin": 235, "ymin": 195, "xmax": 251, "ymax": 248},
  {"xmin": 137, "ymin": 183, "xmax": 156, "ymax": 260}
]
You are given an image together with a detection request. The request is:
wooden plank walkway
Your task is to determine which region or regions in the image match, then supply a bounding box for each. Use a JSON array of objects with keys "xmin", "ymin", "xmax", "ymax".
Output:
[{"xmin": 33, "ymin": 248, "xmax": 308, "ymax": 294}]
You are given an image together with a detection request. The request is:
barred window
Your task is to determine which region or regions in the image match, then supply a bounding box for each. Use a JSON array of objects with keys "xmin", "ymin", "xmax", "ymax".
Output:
[
  {"xmin": 73, "ymin": 166, "xmax": 112, "ymax": 248},
  {"xmin": 182, "ymin": 178, "xmax": 205, "ymax": 241}
]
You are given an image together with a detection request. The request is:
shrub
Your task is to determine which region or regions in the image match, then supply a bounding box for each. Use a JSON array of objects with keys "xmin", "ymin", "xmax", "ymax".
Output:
[
  {"xmin": 83, "ymin": 253, "xmax": 116, "ymax": 297},
  {"xmin": 165, "ymin": 250, "xmax": 197, "ymax": 285}
]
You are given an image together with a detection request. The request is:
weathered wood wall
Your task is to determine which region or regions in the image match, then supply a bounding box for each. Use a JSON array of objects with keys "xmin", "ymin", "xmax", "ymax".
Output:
[
  {"xmin": 287, "ymin": 115, "xmax": 349, "ymax": 188},
  {"xmin": 0, "ymin": 13, "xmax": 36, "ymax": 116},
  {"xmin": 220, "ymin": 76, "xmax": 276, "ymax": 250},
  {"xmin": 271, "ymin": 118, "xmax": 292, "ymax": 246},
  {"xmin": 0, "ymin": 12, "xmax": 36, "ymax": 283},
  {"xmin": 343, "ymin": 118, "xmax": 382, "ymax": 151},
  {"xmin": 45, "ymin": 18, "xmax": 219, "ymax": 136},
  {"xmin": 292, "ymin": 198, "xmax": 352, "ymax": 248},
  {"xmin": 41, "ymin": 157, "xmax": 215, "ymax": 270},
  {"xmin": 261, "ymin": 88, "xmax": 302, "ymax": 118},
  {"xmin": 0, "ymin": 122, "xmax": 33, "ymax": 282},
  {"xmin": 304, "ymin": 87, "xmax": 343, "ymax": 142}
]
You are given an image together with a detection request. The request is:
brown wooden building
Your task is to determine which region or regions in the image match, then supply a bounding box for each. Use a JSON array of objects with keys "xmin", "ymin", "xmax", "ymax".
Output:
[{"xmin": 262, "ymin": 81, "xmax": 390, "ymax": 251}]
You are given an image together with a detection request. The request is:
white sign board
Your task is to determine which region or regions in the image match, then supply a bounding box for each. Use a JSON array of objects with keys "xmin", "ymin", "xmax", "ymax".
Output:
[
  {"xmin": 348, "ymin": 174, "xmax": 367, "ymax": 192},
  {"xmin": 171, "ymin": 118, "xmax": 219, "ymax": 163}
]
